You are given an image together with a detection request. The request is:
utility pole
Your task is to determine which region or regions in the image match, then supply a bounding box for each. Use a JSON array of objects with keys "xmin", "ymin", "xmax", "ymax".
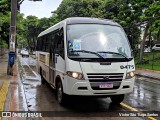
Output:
[
  {"xmin": 7, "ymin": 0, "xmax": 17, "ymax": 75},
  {"xmin": 7, "ymin": 0, "xmax": 42, "ymax": 75}
]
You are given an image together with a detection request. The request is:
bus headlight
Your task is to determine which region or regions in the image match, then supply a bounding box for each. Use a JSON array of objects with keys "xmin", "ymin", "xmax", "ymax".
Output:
[
  {"xmin": 126, "ymin": 71, "xmax": 135, "ymax": 79},
  {"xmin": 67, "ymin": 71, "xmax": 84, "ymax": 80}
]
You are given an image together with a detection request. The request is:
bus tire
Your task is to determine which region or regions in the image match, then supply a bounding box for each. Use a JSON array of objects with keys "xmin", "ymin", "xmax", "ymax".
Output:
[
  {"xmin": 40, "ymin": 68, "xmax": 45, "ymax": 84},
  {"xmin": 56, "ymin": 80, "xmax": 67, "ymax": 105},
  {"xmin": 110, "ymin": 94, "xmax": 124, "ymax": 104}
]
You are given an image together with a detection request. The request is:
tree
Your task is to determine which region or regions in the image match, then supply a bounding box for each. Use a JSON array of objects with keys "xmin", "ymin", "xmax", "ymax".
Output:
[
  {"xmin": 16, "ymin": 13, "xmax": 28, "ymax": 49},
  {"xmin": 138, "ymin": 0, "xmax": 160, "ymax": 63},
  {"xmin": 145, "ymin": 1, "xmax": 160, "ymax": 43},
  {"xmin": 55, "ymin": 0, "xmax": 105, "ymax": 20},
  {"xmin": 16, "ymin": 14, "xmax": 60, "ymax": 51},
  {"xmin": 0, "ymin": 0, "xmax": 11, "ymax": 47},
  {"xmin": 24, "ymin": 16, "xmax": 39, "ymax": 51}
]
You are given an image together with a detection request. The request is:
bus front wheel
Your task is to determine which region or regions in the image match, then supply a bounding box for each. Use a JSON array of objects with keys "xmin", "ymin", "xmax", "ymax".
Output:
[
  {"xmin": 110, "ymin": 94, "xmax": 124, "ymax": 104},
  {"xmin": 56, "ymin": 81, "xmax": 67, "ymax": 105}
]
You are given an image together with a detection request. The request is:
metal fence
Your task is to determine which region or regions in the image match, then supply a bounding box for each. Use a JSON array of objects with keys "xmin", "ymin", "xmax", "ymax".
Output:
[{"xmin": 135, "ymin": 50, "xmax": 160, "ymax": 71}]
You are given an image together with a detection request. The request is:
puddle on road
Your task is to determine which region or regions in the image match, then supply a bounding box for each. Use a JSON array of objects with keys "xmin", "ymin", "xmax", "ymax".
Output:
[
  {"xmin": 23, "ymin": 82, "xmax": 31, "ymax": 86},
  {"xmin": 22, "ymin": 65, "xmax": 41, "ymax": 80},
  {"xmin": 25, "ymin": 73, "xmax": 36, "ymax": 77},
  {"xmin": 24, "ymin": 84, "xmax": 42, "ymax": 111},
  {"xmin": 23, "ymin": 76, "xmax": 41, "ymax": 81}
]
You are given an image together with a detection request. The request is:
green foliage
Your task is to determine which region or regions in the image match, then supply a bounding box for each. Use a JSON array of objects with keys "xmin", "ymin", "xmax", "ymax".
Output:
[
  {"xmin": 17, "ymin": 13, "xmax": 26, "ymax": 48},
  {"xmin": 0, "ymin": 0, "xmax": 10, "ymax": 14},
  {"xmin": 0, "ymin": 40, "xmax": 8, "ymax": 48},
  {"xmin": 145, "ymin": 1, "xmax": 160, "ymax": 43},
  {"xmin": 55, "ymin": 0, "xmax": 105, "ymax": 20},
  {"xmin": 0, "ymin": 0, "xmax": 10, "ymax": 47},
  {"xmin": 17, "ymin": 14, "xmax": 59, "ymax": 50}
]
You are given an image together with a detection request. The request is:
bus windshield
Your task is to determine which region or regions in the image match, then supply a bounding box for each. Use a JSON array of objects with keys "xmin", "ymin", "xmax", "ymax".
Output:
[{"xmin": 67, "ymin": 24, "xmax": 132, "ymax": 59}]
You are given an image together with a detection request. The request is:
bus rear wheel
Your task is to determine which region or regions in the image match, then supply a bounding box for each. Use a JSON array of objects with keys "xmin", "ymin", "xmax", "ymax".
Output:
[
  {"xmin": 110, "ymin": 94, "xmax": 124, "ymax": 104},
  {"xmin": 56, "ymin": 81, "xmax": 67, "ymax": 105}
]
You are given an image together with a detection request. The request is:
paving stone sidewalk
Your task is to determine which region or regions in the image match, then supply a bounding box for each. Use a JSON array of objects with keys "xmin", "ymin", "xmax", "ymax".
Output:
[{"xmin": 0, "ymin": 54, "xmax": 9, "ymax": 90}]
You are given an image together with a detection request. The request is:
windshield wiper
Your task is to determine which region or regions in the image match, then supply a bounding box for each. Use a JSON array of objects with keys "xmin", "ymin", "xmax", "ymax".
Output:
[
  {"xmin": 97, "ymin": 51, "xmax": 131, "ymax": 61},
  {"xmin": 71, "ymin": 50, "xmax": 106, "ymax": 60}
]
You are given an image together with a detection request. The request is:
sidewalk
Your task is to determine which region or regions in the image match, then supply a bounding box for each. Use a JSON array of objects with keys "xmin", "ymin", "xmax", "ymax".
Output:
[
  {"xmin": 136, "ymin": 68, "xmax": 160, "ymax": 80},
  {"xmin": 0, "ymin": 53, "xmax": 9, "ymax": 89},
  {"xmin": 0, "ymin": 53, "xmax": 21, "ymax": 120}
]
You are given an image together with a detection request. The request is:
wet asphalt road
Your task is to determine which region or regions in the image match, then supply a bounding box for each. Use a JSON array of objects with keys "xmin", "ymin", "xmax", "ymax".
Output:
[{"xmin": 19, "ymin": 56, "xmax": 160, "ymax": 120}]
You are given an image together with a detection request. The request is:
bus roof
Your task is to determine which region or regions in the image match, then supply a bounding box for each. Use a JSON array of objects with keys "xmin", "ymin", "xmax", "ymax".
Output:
[
  {"xmin": 38, "ymin": 17, "xmax": 120, "ymax": 37},
  {"xmin": 65, "ymin": 17, "xmax": 120, "ymax": 26}
]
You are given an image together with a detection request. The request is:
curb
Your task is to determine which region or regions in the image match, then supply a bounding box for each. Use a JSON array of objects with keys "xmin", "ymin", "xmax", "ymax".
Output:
[
  {"xmin": 136, "ymin": 73, "xmax": 160, "ymax": 81},
  {"xmin": 136, "ymin": 68, "xmax": 160, "ymax": 73}
]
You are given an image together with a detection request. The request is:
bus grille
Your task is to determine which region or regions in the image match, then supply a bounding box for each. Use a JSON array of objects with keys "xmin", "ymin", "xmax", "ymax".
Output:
[{"xmin": 87, "ymin": 73, "xmax": 124, "ymax": 90}]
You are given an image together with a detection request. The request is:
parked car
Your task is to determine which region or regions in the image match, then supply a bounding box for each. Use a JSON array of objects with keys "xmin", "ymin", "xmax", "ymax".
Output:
[
  {"xmin": 152, "ymin": 44, "xmax": 160, "ymax": 51},
  {"xmin": 21, "ymin": 50, "xmax": 29, "ymax": 57}
]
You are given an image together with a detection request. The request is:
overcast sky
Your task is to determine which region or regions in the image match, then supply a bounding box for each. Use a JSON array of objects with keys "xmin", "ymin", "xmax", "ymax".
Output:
[{"xmin": 20, "ymin": 0, "xmax": 62, "ymax": 18}]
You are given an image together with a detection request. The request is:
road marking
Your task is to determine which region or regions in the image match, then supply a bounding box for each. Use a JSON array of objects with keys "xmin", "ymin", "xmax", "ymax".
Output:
[
  {"xmin": 136, "ymin": 78, "xmax": 141, "ymax": 80},
  {"xmin": 0, "ymin": 81, "xmax": 10, "ymax": 120},
  {"xmin": 41, "ymin": 116, "xmax": 45, "ymax": 120},
  {"xmin": 21, "ymin": 59, "xmax": 41, "ymax": 80},
  {"xmin": 120, "ymin": 102, "xmax": 157, "ymax": 120}
]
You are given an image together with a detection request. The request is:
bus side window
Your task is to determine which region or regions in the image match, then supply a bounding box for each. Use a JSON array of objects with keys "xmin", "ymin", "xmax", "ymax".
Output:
[
  {"xmin": 50, "ymin": 34, "xmax": 55, "ymax": 67},
  {"xmin": 36, "ymin": 38, "xmax": 41, "ymax": 51},
  {"xmin": 42, "ymin": 36, "xmax": 46, "ymax": 52},
  {"xmin": 45, "ymin": 35, "xmax": 50, "ymax": 52},
  {"xmin": 55, "ymin": 29, "xmax": 64, "ymax": 59}
]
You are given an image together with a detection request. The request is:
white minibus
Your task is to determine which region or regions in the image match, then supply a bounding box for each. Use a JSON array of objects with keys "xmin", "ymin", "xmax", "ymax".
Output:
[{"xmin": 36, "ymin": 17, "xmax": 135, "ymax": 105}]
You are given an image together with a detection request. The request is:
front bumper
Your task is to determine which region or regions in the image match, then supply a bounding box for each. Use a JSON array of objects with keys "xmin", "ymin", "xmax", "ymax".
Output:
[{"xmin": 63, "ymin": 76, "xmax": 135, "ymax": 96}]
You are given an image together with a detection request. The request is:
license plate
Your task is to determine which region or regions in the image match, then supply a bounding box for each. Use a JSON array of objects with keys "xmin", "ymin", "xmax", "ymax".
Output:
[{"xmin": 99, "ymin": 82, "xmax": 113, "ymax": 88}]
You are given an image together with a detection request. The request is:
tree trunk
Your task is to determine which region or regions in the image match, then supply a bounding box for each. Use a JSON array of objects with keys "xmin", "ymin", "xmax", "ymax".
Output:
[
  {"xmin": 157, "ymin": 29, "xmax": 160, "ymax": 43},
  {"xmin": 139, "ymin": 25, "xmax": 149, "ymax": 63},
  {"xmin": 27, "ymin": 39, "xmax": 31, "ymax": 50},
  {"xmin": 148, "ymin": 30, "xmax": 152, "ymax": 48},
  {"xmin": 33, "ymin": 37, "xmax": 36, "ymax": 51}
]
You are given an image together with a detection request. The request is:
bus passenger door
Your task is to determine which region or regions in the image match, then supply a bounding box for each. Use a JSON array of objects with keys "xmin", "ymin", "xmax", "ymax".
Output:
[
  {"xmin": 55, "ymin": 28, "xmax": 65, "ymax": 80},
  {"xmin": 49, "ymin": 33, "xmax": 56, "ymax": 85}
]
